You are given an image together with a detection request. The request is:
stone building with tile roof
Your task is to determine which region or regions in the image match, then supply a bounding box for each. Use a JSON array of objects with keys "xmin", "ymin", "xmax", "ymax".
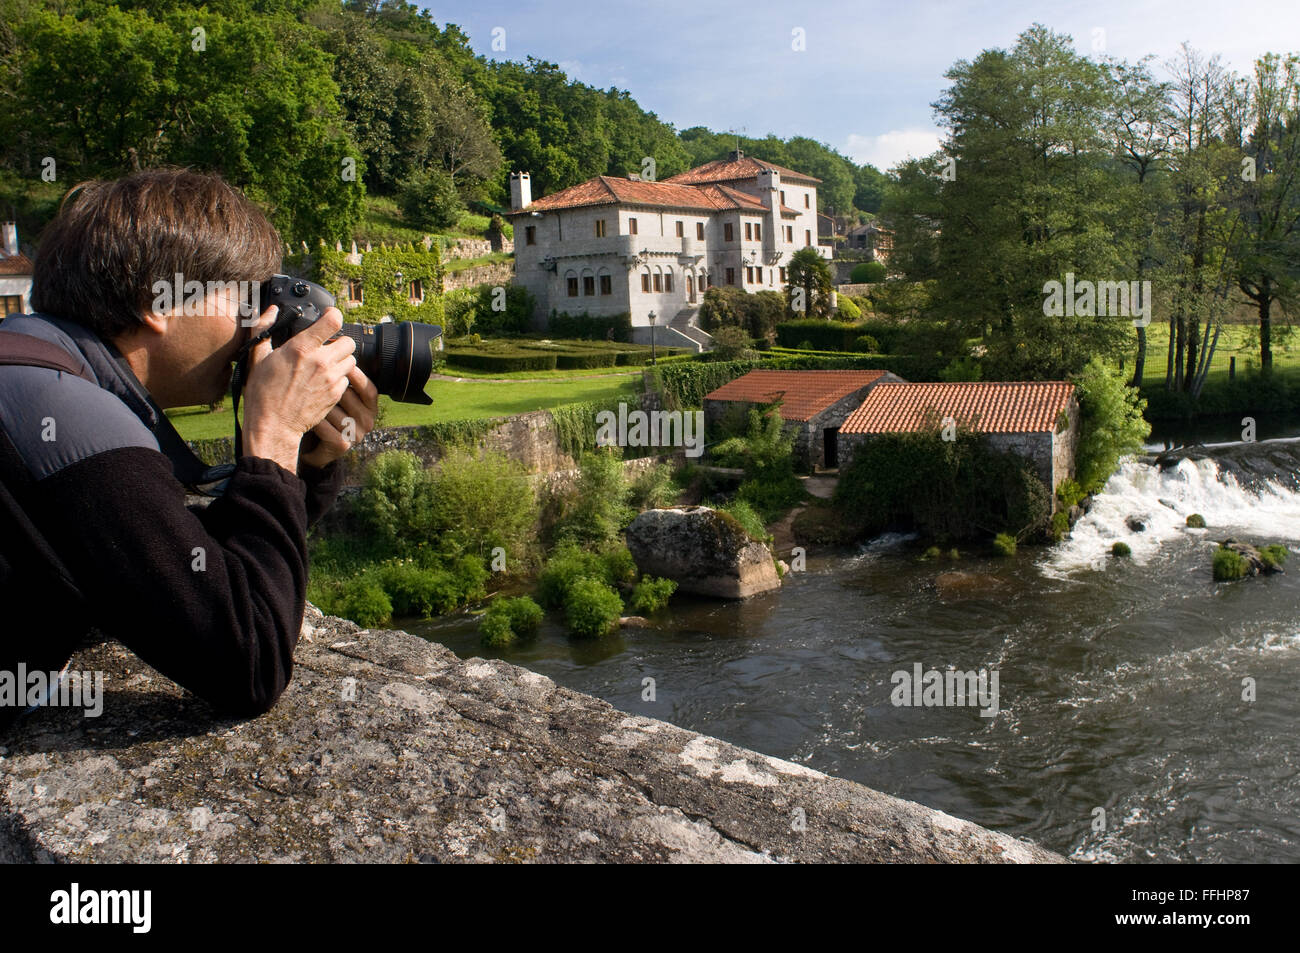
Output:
[
  {"xmin": 839, "ymin": 381, "xmax": 1080, "ymax": 492},
  {"xmin": 704, "ymin": 368, "xmax": 905, "ymax": 471},
  {"xmin": 506, "ymin": 151, "xmax": 830, "ymax": 349},
  {"xmin": 0, "ymin": 222, "xmax": 33, "ymax": 319}
]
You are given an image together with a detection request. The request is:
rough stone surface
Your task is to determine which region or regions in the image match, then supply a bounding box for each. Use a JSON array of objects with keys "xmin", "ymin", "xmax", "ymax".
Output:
[
  {"xmin": 625, "ymin": 506, "xmax": 782, "ymax": 599},
  {"xmin": 0, "ymin": 604, "xmax": 1062, "ymax": 863}
]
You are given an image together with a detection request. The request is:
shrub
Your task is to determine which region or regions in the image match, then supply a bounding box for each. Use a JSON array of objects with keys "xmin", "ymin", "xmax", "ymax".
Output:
[
  {"xmin": 854, "ymin": 334, "xmax": 880, "ymax": 353},
  {"xmin": 629, "ymin": 576, "xmax": 677, "ymax": 614},
  {"xmin": 717, "ymin": 499, "xmax": 767, "ymax": 541},
  {"xmin": 776, "ymin": 319, "xmax": 863, "ymax": 352},
  {"xmin": 628, "ymin": 463, "xmax": 679, "ymax": 511},
  {"xmin": 602, "ymin": 543, "xmax": 638, "ymax": 584},
  {"xmin": 398, "ymin": 167, "xmax": 464, "ymax": 231},
  {"xmin": 1050, "ymin": 510, "xmax": 1070, "ymax": 541},
  {"xmin": 548, "ymin": 310, "xmax": 633, "ymax": 341},
  {"xmin": 921, "ymin": 545, "xmax": 942, "ymax": 561},
  {"xmin": 555, "ymin": 448, "xmax": 634, "ymax": 546},
  {"xmin": 338, "ymin": 577, "xmax": 392, "ymax": 627},
  {"xmin": 497, "ymin": 595, "xmax": 544, "ymax": 635},
  {"xmin": 849, "ymin": 260, "xmax": 887, "ymax": 283},
  {"xmin": 564, "ymin": 577, "xmax": 624, "ymax": 638},
  {"xmin": 374, "ymin": 559, "xmax": 442, "ymax": 618},
  {"xmin": 1213, "ymin": 546, "xmax": 1250, "ymax": 581},
  {"xmin": 426, "ymin": 447, "xmax": 540, "ymax": 566},
  {"xmin": 1073, "ymin": 357, "xmax": 1151, "ymax": 494},
  {"xmin": 357, "ymin": 451, "xmax": 433, "ymax": 556},
  {"xmin": 938, "ymin": 356, "xmax": 982, "ymax": 382},
  {"xmin": 480, "ymin": 595, "xmax": 544, "ymax": 647},
  {"xmin": 1186, "ymin": 513, "xmax": 1207, "ymax": 528},
  {"xmin": 1056, "ymin": 479, "xmax": 1086, "ymax": 509},
  {"xmin": 537, "ymin": 543, "xmax": 609, "ymax": 608},
  {"xmin": 836, "ymin": 295, "xmax": 862, "ymax": 320},
  {"xmin": 1260, "ymin": 544, "xmax": 1289, "ymax": 570},
  {"xmin": 709, "ymin": 325, "xmax": 758, "ymax": 362},
  {"xmin": 479, "ymin": 611, "xmax": 515, "ymax": 648},
  {"xmin": 992, "ymin": 533, "xmax": 1017, "ymax": 557},
  {"xmin": 1111, "ymin": 541, "xmax": 1132, "ymax": 557}
]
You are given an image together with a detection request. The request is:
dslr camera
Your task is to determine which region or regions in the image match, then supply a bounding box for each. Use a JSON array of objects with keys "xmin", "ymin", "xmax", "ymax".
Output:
[{"xmin": 256, "ymin": 274, "xmax": 441, "ymax": 404}]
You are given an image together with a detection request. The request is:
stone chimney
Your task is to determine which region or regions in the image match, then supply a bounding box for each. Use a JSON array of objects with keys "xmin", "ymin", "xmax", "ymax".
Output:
[
  {"xmin": 1, "ymin": 222, "xmax": 18, "ymax": 257},
  {"xmin": 509, "ymin": 172, "xmax": 532, "ymax": 210},
  {"xmin": 728, "ymin": 149, "xmax": 745, "ymax": 161}
]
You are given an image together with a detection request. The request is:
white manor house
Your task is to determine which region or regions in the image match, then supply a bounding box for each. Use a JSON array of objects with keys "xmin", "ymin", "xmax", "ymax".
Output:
[{"xmin": 506, "ymin": 150, "xmax": 831, "ymax": 349}]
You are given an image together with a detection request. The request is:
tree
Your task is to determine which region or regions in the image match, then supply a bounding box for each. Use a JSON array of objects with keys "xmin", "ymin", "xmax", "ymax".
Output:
[
  {"xmin": 1072, "ymin": 357, "xmax": 1151, "ymax": 492},
  {"xmin": 1229, "ymin": 53, "xmax": 1300, "ymax": 372},
  {"xmin": 785, "ymin": 246, "xmax": 833, "ymax": 318},
  {"xmin": 399, "ymin": 166, "xmax": 463, "ymax": 230},
  {"xmin": 924, "ymin": 24, "xmax": 1132, "ymax": 379},
  {"xmin": 1104, "ymin": 55, "xmax": 1172, "ymax": 386}
]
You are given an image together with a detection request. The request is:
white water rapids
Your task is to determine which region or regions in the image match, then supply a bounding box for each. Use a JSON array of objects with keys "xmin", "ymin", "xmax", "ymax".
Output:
[{"xmin": 1043, "ymin": 450, "xmax": 1300, "ymax": 576}]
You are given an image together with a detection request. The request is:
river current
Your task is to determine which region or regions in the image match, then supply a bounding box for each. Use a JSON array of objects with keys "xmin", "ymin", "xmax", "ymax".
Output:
[{"xmin": 412, "ymin": 439, "xmax": 1300, "ymax": 863}]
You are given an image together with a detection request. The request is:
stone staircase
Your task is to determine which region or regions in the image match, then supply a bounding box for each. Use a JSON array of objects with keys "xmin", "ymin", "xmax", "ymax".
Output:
[{"xmin": 668, "ymin": 307, "xmax": 713, "ymax": 353}]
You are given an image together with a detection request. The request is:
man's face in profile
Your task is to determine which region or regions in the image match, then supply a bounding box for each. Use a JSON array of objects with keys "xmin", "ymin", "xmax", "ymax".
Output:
[{"xmin": 137, "ymin": 284, "xmax": 256, "ymax": 409}]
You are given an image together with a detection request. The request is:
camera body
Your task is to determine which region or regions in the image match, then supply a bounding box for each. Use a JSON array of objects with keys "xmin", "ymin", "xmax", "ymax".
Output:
[{"xmin": 257, "ymin": 275, "xmax": 441, "ymax": 405}]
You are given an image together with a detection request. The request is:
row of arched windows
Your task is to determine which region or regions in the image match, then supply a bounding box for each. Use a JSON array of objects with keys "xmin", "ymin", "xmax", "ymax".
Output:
[{"xmin": 563, "ymin": 265, "xmax": 711, "ymax": 297}]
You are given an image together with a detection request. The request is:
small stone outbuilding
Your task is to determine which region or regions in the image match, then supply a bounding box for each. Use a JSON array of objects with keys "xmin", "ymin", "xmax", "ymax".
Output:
[
  {"xmin": 704, "ymin": 369, "xmax": 904, "ymax": 470},
  {"xmin": 839, "ymin": 381, "xmax": 1080, "ymax": 493}
]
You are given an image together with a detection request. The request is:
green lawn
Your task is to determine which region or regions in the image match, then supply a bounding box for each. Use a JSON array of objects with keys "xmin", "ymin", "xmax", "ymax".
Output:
[
  {"xmin": 439, "ymin": 364, "xmax": 648, "ymax": 381},
  {"xmin": 166, "ymin": 374, "xmax": 641, "ymax": 441},
  {"xmin": 1133, "ymin": 322, "xmax": 1299, "ymax": 384}
]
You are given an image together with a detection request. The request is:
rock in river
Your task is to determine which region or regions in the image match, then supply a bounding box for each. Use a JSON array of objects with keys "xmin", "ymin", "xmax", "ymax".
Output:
[{"xmin": 625, "ymin": 506, "xmax": 781, "ymax": 599}]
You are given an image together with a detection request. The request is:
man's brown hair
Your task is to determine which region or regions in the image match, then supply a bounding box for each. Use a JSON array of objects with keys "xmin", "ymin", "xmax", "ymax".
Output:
[{"xmin": 30, "ymin": 169, "xmax": 281, "ymax": 339}]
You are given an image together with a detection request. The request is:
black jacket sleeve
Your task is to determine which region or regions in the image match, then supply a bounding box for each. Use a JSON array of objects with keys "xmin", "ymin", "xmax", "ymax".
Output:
[{"xmin": 27, "ymin": 448, "xmax": 322, "ymax": 717}]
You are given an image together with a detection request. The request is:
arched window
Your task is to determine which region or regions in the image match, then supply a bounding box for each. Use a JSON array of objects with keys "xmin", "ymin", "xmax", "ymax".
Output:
[
  {"xmin": 565, "ymin": 270, "xmax": 579, "ymax": 297},
  {"xmin": 640, "ymin": 267, "xmax": 651, "ymax": 293},
  {"xmin": 662, "ymin": 266, "xmax": 673, "ymax": 294},
  {"xmin": 581, "ymin": 268, "xmax": 595, "ymax": 296},
  {"xmin": 598, "ymin": 268, "xmax": 613, "ymax": 296}
]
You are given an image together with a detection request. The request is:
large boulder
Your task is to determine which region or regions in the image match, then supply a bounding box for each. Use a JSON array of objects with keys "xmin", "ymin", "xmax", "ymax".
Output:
[{"xmin": 625, "ymin": 506, "xmax": 781, "ymax": 599}]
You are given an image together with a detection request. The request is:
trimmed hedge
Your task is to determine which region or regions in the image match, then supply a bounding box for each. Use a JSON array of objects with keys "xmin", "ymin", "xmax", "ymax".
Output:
[
  {"xmin": 776, "ymin": 319, "xmax": 864, "ymax": 351},
  {"xmin": 445, "ymin": 350, "xmax": 557, "ymax": 372}
]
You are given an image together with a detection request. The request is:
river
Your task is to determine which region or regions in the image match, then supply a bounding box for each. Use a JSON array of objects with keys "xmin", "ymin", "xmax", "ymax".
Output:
[{"xmin": 410, "ymin": 438, "xmax": 1300, "ymax": 863}]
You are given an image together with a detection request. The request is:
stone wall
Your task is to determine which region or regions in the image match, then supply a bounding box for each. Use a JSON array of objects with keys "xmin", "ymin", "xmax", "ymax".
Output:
[
  {"xmin": 442, "ymin": 260, "xmax": 515, "ymax": 293},
  {"xmin": 0, "ymin": 604, "xmax": 1063, "ymax": 863},
  {"xmin": 443, "ymin": 237, "xmax": 514, "ymax": 260}
]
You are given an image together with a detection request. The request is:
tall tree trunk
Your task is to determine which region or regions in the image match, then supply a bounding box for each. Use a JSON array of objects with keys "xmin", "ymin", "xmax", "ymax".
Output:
[
  {"xmin": 1260, "ymin": 281, "xmax": 1273, "ymax": 372},
  {"xmin": 1131, "ymin": 325, "xmax": 1147, "ymax": 387},
  {"xmin": 1165, "ymin": 310, "xmax": 1177, "ymax": 389},
  {"xmin": 1185, "ymin": 208, "xmax": 1207, "ymax": 386},
  {"xmin": 1174, "ymin": 312, "xmax": 1187, "ymax": 392}
]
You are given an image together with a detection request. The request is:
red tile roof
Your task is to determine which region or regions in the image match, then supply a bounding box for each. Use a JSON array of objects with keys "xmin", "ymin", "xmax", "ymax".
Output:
[
  {"xmin": 511, "ymin": 175, "xmax": 802, "ymax": 215},
  {"xmin": 841, "ymin": 382, "xmax": 1076, "ymax": 435},
  {"xmin": 704, "ymin": 369, "xmax": 887, "ymax": 422},
  {"xmin": 0, "ymin": 254, "xmax": 32, "ymax": 276},
  {"xmin": 665, "ymin": 156, "xmax": 821, "ymax": 186}
]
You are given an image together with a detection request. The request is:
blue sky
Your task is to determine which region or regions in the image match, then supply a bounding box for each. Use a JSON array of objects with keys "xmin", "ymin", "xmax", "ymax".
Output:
[{"xmin": 423, "ymin": 0, "xmax": 1300, "ymax": 172}]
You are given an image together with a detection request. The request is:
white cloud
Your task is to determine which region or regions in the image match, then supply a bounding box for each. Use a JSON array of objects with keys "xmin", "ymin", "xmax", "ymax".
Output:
[{"xmin": 843, "ymin": 129, "xmax": 944, "ymax": 172}]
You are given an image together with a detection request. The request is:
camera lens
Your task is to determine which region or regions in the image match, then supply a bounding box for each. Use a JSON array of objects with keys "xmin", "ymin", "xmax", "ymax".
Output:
[{"xmin": 338, "ymin": 321, "xmax": 440, "ymax": 405}]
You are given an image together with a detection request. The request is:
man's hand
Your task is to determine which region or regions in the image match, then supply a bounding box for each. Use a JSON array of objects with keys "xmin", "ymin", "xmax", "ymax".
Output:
[
  {"xmin": 300, "ymin": 363, "xmax": 379, "ymax": 470},
  {"xmin": 240, "ymin": 304, "xmax": 357, "ymax": 475}
]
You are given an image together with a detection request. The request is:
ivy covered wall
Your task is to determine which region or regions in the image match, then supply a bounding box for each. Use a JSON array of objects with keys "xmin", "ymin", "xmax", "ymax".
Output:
[{"xmin": 285, "ymin": 240, "xmax": 446, "ymax": 326}]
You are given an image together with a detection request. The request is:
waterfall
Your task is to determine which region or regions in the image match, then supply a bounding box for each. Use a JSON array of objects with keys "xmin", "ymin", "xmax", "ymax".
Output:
[{"xmin": 1044, "ymin": 442, "xmax": 1300, "ymax": 575}]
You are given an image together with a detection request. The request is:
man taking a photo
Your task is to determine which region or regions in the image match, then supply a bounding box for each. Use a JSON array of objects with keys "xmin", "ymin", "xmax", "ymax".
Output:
[{"xmin": 0, "ymin": 168, "xmax": 379, "ymax": 731}]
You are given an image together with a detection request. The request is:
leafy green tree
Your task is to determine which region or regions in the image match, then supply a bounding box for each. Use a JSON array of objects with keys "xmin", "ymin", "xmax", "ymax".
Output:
[
  {"xmin": 1072, "ymin": 356, "xmax": 1151, "ymax": 492},
  {"xmin": 785, "ymin": 247, "xmax": 834, "ymax": 318},
  {"xmin": 399, "ymin": 166, "xmax": 464, "ymax": 230},
  {"xmin": 1228, "ymin": 52, "xmax": 1300, "ymax": 372},
  {"xmin": 926, "ymin": 24, "xmax": 1132, "ymax": 379}
]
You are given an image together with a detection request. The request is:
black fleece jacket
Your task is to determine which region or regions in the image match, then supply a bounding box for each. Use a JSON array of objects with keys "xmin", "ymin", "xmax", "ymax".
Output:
[{"xmin": 0, "ymin": 312, "xmax": 345, "ymax": 732}]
